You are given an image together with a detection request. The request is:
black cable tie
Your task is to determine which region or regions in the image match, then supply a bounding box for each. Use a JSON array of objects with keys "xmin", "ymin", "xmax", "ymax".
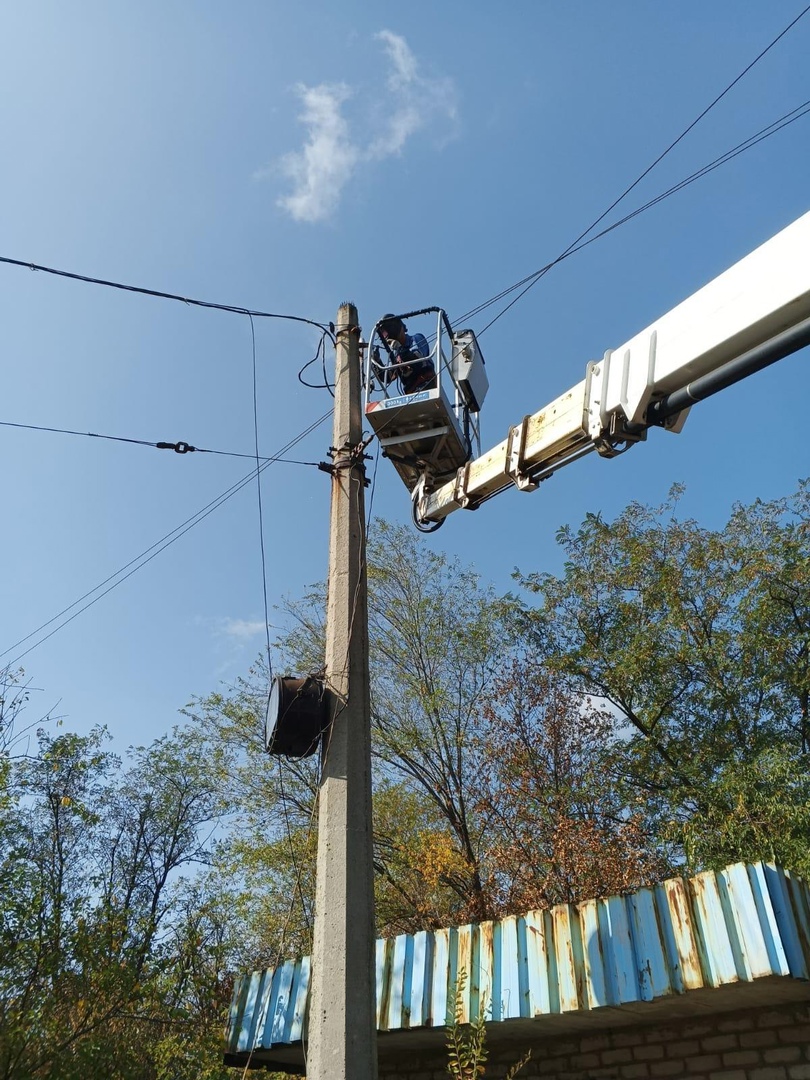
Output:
[{"xmin": 317, "ymin": 461, "xmax": 335, "ymax": 475}]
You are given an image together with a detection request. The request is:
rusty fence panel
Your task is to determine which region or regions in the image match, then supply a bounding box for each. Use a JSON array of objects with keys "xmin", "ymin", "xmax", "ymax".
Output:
[{"xmin": 225, "ymin": 861, "xmax": 810, "ymax": 1055}]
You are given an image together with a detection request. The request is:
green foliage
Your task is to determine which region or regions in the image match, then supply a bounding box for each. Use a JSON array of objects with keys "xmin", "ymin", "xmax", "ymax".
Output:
[
  {"xmin": 516, "ymin": 480, "xmax": 810, "ymax": 875},
  {"xmin": 373, "ymin": 779, "xmax": 472, "ymax": 932},
  {"xmin": 445, "ymin": 971, "xmax": 530, "ymax": 1079},
  {"xmin": 5, "ymin": 479, "xmax": 810, "ymax": 1077},
  {"xmin": 193, "ymin": 489, "xmax": 810, "ymax": 955},
  {"xmin": 368, "ymin": 522, "xmax": 509, "ymax": 919},
  {"xmin": 275, "ymin": 520, "xmax": 517, "ymax": 926},
  {"xmin": 675, "ymin": 745, "xmax": 810, "ymax": 878},
  {"xmin": 0, "ymin": 722, "xmax": 237, "ymax": 1080},
  {"xmin": 183, "ymin": 662, "xmax": 319, "ymax": 966}
]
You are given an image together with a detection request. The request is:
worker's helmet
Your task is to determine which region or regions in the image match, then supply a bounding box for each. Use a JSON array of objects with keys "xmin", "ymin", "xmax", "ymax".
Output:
[{"xmin": 379, "ymin": 314, "xmax": 404, "ymax": 339}]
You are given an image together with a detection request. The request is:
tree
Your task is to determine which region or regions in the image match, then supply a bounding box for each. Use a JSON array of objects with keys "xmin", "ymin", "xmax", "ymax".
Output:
[
  {"xmin": 0, "ymin": 664, "xmax": 61, "ymax": 756},
  {"xmin": 0, "ymin": 727, "xmax": 118, "ymax": 1080},
  {"xmin": 0, "ymin": 724, "xmax": 232, "ymax": 1080},
  {"xmin": 373, "ymin": 778, "xmax": 472, "ymax": 934},
  {"xmin": 476, "ymin": 656, "xmax": 666, "ymax": 910},
  {"xmin": 185, "ymin": 520, "xmax": 521, "ymax": 944},
  {"xmin": 514, "ymin": 480, "xmax": 810, "ymax": 876},
  {"xmin": 184, "ymin": 663, "xmax": 319, "ymax": 966},
  {"xmin": 366, "ymin": 521, "xmax": 513, "ymax": 922},
  {"xmin": 195, "ymin": 515, "xmax": 683, "ymax": 941}
]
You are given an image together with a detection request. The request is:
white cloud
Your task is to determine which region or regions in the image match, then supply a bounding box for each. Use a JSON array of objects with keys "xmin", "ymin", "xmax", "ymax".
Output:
[
  {"xmin": 220, "ymin": 617, "xmax": 268, "ymax": 640},
  {"xmin": 378, "ymin": 29, "xmax": 418, "ymax": 87},
  {"xmin": 368, "ymin": 30, "xmax": 457, "ymax": 159},
  {"xmin": 192, "ymin": 616, "xmax": 270, "ymax": 679},
  {"xmin": 275, "ymin": 82, "xmax": 359, "ymax": 225},
  {"xmin": 271, "ymin": 32, "xmax": 458, "ymax": 224}
]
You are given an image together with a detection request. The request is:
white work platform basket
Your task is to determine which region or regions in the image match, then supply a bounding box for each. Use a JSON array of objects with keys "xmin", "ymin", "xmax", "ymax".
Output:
[{"xmin": 364, "ymin": 307, "xmax": 488, "ymax": 496}]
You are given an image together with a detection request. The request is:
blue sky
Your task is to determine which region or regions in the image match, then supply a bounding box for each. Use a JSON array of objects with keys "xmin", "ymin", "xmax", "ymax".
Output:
[{"xmin": 1, "ymin": 2, "xmax": 808, "ymax": 749}]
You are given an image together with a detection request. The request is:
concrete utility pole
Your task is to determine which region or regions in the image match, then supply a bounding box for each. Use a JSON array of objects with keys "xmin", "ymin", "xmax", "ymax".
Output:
[{"xmin": 307, "ymin": 303, "xmax": 378, "ymax": 1079}]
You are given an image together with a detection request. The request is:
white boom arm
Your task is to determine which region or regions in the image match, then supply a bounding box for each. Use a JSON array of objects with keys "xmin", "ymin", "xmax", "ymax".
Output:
[{"xmin": 416, "ymin": 210, "xmax": 810, "ymax": 525}]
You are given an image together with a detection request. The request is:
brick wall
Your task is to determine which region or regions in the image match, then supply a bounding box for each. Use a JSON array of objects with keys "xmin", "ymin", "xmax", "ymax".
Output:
[{"xmin": 382, "ymin": 1000, "xmax": 810, "ymax": 1080}]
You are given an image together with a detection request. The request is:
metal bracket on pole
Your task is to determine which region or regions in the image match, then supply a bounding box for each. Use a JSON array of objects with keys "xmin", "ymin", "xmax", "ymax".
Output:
[{"xmin": 506, "ymin": 416, "xmax": 540, "ymax": 492}]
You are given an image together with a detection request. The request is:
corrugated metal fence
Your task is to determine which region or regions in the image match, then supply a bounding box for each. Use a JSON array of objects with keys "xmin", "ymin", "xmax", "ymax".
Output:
[{"xmin": 226, "ymin": 861, "xmax": 810, "ymax": 1055}]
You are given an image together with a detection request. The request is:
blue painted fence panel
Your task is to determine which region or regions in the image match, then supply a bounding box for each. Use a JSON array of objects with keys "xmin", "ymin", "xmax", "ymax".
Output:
[{"xmin": 225, "ymin": 862, "xmax": 810, "ymax": 1055}]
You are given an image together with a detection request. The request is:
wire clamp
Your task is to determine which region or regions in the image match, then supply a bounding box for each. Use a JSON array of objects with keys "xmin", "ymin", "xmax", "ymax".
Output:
[
  {"xmin": 321, "ymin": 441, "xmax": 371, "ymax": 483},
  {"xmin": 506, "ymin": 416, "xmax": 539, "ymax": 492},
  {"xmin": 156, "ymin": 440, "xmax": 197, "ymax": 454}
]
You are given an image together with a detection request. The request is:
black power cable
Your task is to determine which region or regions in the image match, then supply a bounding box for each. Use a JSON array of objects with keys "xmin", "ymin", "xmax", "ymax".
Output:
[
  {"xmin": 248, "ymin": 313, "xmax": 274, "ymax": 687},
  {"xmin": 0, "ymin": 418, "xmax": 322, "ymax": 465},
  {"xmin": 453, "ymin": 3, "xmax": 810, "ymax": 336},
  {"xmin": 0, "ymin": 255, "xmax": 333, "ymax": 337},
  {"xmin": 0, "ymin": 410, "xmax": 332, "ymax": 668},
  {"xmin": 462, "ymin": 97, "xmax": 810, "ymax": 334},
  {"xmin": 297, "ymin": 330, "xmax": 336, "ymax": 397},
  {"xmin": 408, "ymin": 97, "xmax": 810, "ymax": 365}
]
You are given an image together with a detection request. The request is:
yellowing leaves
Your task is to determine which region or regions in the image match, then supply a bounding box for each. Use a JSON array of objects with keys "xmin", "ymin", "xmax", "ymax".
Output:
[{"xmin": 416, "ymin": 828, "xmax": 469, "ymax": 894}]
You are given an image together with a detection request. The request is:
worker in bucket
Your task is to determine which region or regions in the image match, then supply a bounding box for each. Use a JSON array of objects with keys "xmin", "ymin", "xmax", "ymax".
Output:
[{"xmin": 378, "ymin": 314, "xmax": 437, "ymax": 395}]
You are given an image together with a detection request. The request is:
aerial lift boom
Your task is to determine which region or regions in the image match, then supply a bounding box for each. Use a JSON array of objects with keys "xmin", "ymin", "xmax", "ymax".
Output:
[{"xmin": 413, "ymin": 210, "xmax": 810, "ymax": 527}]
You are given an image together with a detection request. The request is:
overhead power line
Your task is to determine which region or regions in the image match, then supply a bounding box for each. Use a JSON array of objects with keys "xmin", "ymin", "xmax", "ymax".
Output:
[
  {"xmin": 459, "ymin": 3, "xmax": 810, "ymax": 335},
  {"xmin": 0, "ymin": 418, "xmax": 322, "ymax": 466},
  {"xmin": 248, "ymin": 311, "xmax": 275, "ymax": 687},
  {"xmin": 582, "ymin": 100, "xmax": 810, "ymax": 240},
  {"xmin": 0, "ymin": 255, "xmax": 334, "ymax": 336},
  {"xmin": 0, "ymin": 410, "xmax": 333, "ymax": 669},
  {"xmin": 449, "ymin": 98, "xmax": 810, "ymax": 336}
]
